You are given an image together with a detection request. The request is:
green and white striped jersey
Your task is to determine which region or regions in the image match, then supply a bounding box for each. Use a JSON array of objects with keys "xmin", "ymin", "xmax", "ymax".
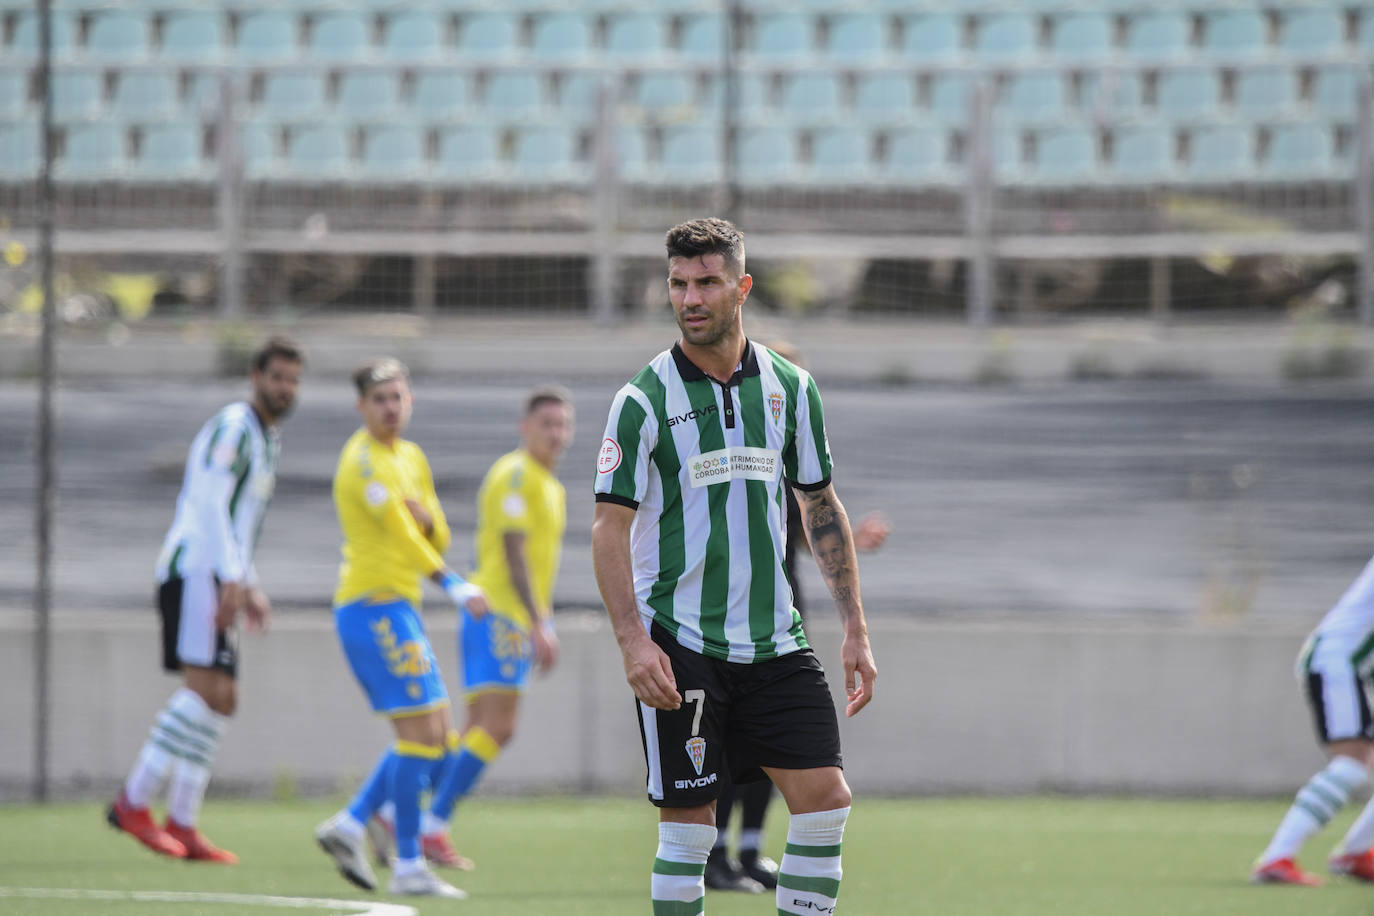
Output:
[
  {"xmin": 594, "ymin": 340, "xmax": 833, "ymax": 663},
  {"xmin": 155, "ymin": 401, "xmax": 280, "ymax": 585}
]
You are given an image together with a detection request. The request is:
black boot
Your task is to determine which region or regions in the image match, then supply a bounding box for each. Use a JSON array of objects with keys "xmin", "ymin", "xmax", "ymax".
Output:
[
  {"xmin": 739, "ymin": 848, "xmax": 779, "ymax": 889},
  {"xmin": 704, "ymin": 847, "xmax": 764, "ymax": 893}
]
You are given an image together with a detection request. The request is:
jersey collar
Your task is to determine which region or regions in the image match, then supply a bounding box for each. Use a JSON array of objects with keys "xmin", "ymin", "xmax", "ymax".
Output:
[{"xmin": 671, "ymin": 339, "xmax": 761, "ymax": 387}]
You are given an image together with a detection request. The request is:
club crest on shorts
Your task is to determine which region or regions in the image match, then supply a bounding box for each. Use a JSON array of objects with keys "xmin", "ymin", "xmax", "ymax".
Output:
[
  {"xmin": 685, "ymin": 736, "xmax": 707, "ymax": 776},
  {"xmin": 768, "ymin": 391, "xmax": 784, "ymax": 423}
]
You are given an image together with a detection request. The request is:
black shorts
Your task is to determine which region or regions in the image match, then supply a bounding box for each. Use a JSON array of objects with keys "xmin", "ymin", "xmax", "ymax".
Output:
[
  {"xmin": 158, "ymin": 577, "xmax": 238, "ymax": 678},
  {"xmin": 637, "ymin": 621, "xmax": 842, "ymax": 808}
]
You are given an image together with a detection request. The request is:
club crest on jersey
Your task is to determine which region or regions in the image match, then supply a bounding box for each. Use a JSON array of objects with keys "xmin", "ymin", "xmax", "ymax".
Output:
[
  {"xmin": 768, "ymin": 391, "xmax": 784, "ymax": 423},
  {"xmin": 685, "ymin": 736, "xmax": 707, "ymax": 776}
]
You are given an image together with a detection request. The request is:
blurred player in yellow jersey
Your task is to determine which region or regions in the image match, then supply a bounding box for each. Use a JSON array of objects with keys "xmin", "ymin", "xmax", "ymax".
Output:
[
  {"xmin": 373, "ymin": 386, "xmax": 571, "ymax": 859},
  {"xmin": 314, "ymin": 358, "xmax": 487, "ymax": 900}
]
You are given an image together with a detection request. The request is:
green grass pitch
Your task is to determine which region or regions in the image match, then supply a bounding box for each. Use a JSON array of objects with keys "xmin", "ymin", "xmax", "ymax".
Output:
[{"xmin": 0, "ymin": 796, "xmax": 1369, "ymax": 915}]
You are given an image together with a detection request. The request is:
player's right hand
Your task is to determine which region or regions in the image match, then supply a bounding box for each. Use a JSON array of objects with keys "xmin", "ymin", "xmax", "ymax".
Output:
[
  {"xmin": 621, "ymin": 636, "xmax": 679, "ymax": 710},
  {"xmin": 214, "ymin": 581, "xmax": 245, "ymax": 630}
]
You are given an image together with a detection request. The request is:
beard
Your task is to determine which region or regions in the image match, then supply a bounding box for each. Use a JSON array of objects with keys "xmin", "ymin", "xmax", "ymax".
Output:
[{"xmin": 676, "ymin": 303, "xmax": 738, "ymax": 347}]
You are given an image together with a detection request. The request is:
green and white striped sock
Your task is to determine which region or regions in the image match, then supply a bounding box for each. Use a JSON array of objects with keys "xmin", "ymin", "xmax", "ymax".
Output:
[
  {"xmin": 777, "ymin": 807, "xmax": 849, "ymax": 915},
  {"xmin": 652, "ymin": 821, "xmax": 715, "ymax": 916},
  {"xmin": 1260, "ymin": 756, "xmax": 1367, "ymax": 864}
]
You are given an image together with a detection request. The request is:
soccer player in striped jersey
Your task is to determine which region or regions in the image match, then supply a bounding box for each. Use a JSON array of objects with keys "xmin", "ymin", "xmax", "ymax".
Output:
[
  {"xmin": 1253, "ymin": 555, "xmax": 1374, "ymax": 886},
  {"xmin": 108, "ymin": 337, "xmax": 303, "ymax": 864},
  {"xmin": 592, "ymin": 218, "xmax": 878, "ymax": 915},
  {"xmin": 314, "ymin": 358, "xmax": 486, "ymax": 900}
]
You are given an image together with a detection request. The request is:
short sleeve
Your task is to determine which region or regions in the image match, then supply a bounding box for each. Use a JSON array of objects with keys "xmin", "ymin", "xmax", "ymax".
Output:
[
  {"xmin": 593, "ymin": 383, "xmax": 656, "ymax": 510},
  {"xmin": 787, "ymin": 370, "xmax": 833, "ymax": 491}
]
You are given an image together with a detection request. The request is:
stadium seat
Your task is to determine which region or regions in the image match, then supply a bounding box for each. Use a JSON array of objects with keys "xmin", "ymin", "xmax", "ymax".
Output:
[
  {"xmin": 1033, "ymin": 125, "xmax": 1096, "ymax": 184},
  {"xmin": 382, "ymin": 12, "xmax": 445, "ymax": 61},
  {"xmin": 855, "ymin": 73, "xmax": 915, "ymax": 122},
  {"xmin": 236, "ymin": 12, "xmax": 297, "ymax": 61},
  {"xmin": 1200, "ymin": 9, "xmax": 1268, "ymax": 58},
  {"xmin": 885, "ymin": 125, "xmax": 951, "ymax": 183},
  {"xmin": 512, "ymin": 125, "xmax": 583, "ymax": 181},
  {"xmin": 605, "ymin": 13, "xmax": 667, "ymax": 59},
  {"xmin": 531, "ymin": 13, "xmax": 592, "ymax": 61},
  {"xmin": 111, "ymin": 72, "xmax": 179, "ymax": 119},
  {"xmin": 929, "ymin": 72, "xmax": 977, "ymax": 122},
  {"xmin": 0, "ymin": 122, "xmax": 38, "ymax": 177},
  {"xmin": 285, "ymin": 124, "xmax": 351, "ymax": 178},
  {"xmin": 780, "ymin": 73, "xmax": 841, "ymax": 124},
  {"xmin": 557, "ymin": 72, "xmax": 603, "ymax": 121},
  {"xmin": 161, "ymin": 11, "xmax": 225, "ymax": 61},
  {"xmin": 10, "ymin": 12, "xmax": 75, "ymax": 58},
  {"xmin": 751, "ymin": 13, "xmax": 812, "ymax": 59},
  {"xmin": 1109, "ymin": 124, "xmax": 1175, "ymax": 183},
  {"xmin": 52, "ymin": 71, "xmax": 103, "ymax": 121},
  {"xmin": 1080, "ymin": 70, "xmax": 1145, "ymax": 115},
  {"xmin": 974, "ymin": 13, "xmax": 1037, "ymax": 62},
  {"xmin": 1186, "ymin": 125, "xmax": 1254, "ymax": 181},
  {"xmin": 810, "ymin": 127, "xmax": 871, "ymax": 177},
  {"xmin": 0, "ymin": 71, "xmax": 29, "ymax": 119},
  {"xmin": 482, "ymin": 72, "xmax": 543, "ymax": 117},
  {"xmin": 260, "ymin": 73, "xmax": 327, "ymax": 118},
  {"xmin": 60, "ymin": 123, "xmax": 126, "ymax": 179},
  {"xmin": 87, "ymin": 11, "xmax": 151, "ymax": 59},
  {"xmin": 612, "ymin": 125, "xmax": 649, "ymax": 181},
  {"xmin": 1358, "ymin": 8, "xmax": 1374, "ymax": 52},
  {"xmin": 360, "ymin": 125, "xmax": 426, "ymax": 178},
  {"xmin": 1155, "ymin": 68, "xmax": 1220, "ymax": 119},
  {"xmin": 660, "ymin": 123, "xmax": 723, "ymax": 182},
  {"xmin": 899, "ymin": 14, "xmax": 962, "ymax": 61},
  {"xmin": 337, "ymin": 72, "xmax": 398, "ymax": 119},
  {"xmin": 1264, "ymin": 122, "xmax": 1336, "ymax": 180},
  {"xmin": 1312, "ymin": 65, "xmax": 1358, "ymax": 117},
  {"xmin": 635, "ymin": 72, "xmax": 693, "ymax": 115},
  {"xmin": 999, "ymin": 72, "xmax": 1065, "ymax": 122},
  {"xmin": 991, "ymin": 127, "xmax": 1023, "ymax": 179},
  {"xmin": 133, "ymin": 123, "xmax": 205, "ymax": 180},
  {"xmin": 826, "ymin": 13, "xmax": 886, "ymax": 61},
  {"xmin": 737, "ymin": 127, "xmax": 797, "ymax": 182},
  {"xmin": 1124, "ymin": 12, "xmax": 1189, "ymax": 60},
  {"xmin": 435, "ymin": 124, "xmax": 500, "ymax": 179},
  {"xmin": 309, "ymin": 12, "xmax": 372, "ymax": 61},
  {"xmin": 702, "ymin": 73, "xmax": 770, "ymax": 118},
  {"xmin": 1234, "ymin": 68, "xmax": 1296, "ymax": 116},
  {"xmin": 1049, "ymin": 13, "xmax": 1111, "ymax": 61},
  {"xmin": 413, "ymin": 72, "xmax": 471, "ymax": 119},
  {"xmin": 680, "ymin": 13, "xmax": 725, "ymax": 57},
  {"xmin": 457, "ymin": 12, "xmax": 519, "ymax": 59},
  {"xmin": 240, "ymin": 122, "xmax": 278, "ymax": 178},
  {"xmin": 1279, "ymin": 8, "xmax": 1344, "ymax": 55}
]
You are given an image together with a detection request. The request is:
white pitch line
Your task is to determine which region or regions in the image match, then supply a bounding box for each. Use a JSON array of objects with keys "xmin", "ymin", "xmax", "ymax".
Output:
[{"xmin": 0, "ymin": 887, "xmax": 418, "ymax": 916}]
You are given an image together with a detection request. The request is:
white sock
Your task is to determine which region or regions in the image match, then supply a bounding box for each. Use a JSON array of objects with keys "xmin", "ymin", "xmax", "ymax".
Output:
[
  {"xmin": 164, "ymin": 691, "xmax": 227, "ymax": 827},
  {"xmin": 421, "ymin": 811, "xmax": 448, "ymax": 836},
  {"xmin": 652, "ymin": 822, "xmax": 715, "ymax": 915},
  {"xmin": 1337, "ymin": 789, "xmax": 1374, "ymax": 855},
  {"xmin": 124, "ymin": 687, "xmax": 201, "ymax": 808},
  {"xmin": 739, "ymin": 827, "xmax": 762, "ymax": 853},
  {"xmin": 394, "ymin": 855, "xmax": 425, "ymax": 877},
  {"xmin": 379, "ymin": 800, "xmax": 396, "ymax": 825},
  {"xmin": 1261, "ymin": 756, "xmax": 1368, "ymax": 863},
  {"xmin": 777, "ymin": 807, "xmax": 848, "ymax": 916}
]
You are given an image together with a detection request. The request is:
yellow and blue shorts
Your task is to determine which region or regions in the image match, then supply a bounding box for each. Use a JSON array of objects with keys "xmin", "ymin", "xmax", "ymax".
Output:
[
  {"xmin": 335, "ymin": 595, "xmax": 448, "ymax": 716},
  {"xmin": 460, "ymin": 609, "xmax": 533, "ymax": 695}
]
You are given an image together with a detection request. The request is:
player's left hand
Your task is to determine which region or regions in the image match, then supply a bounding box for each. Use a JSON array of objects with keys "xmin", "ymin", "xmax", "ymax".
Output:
[
  {"xmin": 244, "ymin": 586, "xmax": 272, "ymax": 632},
  {"xmin": 532, "ymin": 618, "xmax": 559, "ymax": 674},
  {"xmin": 464, "ymin": 591, "xmax": 490, "ymax": 619},
  {"xmin": 841, "ymin": 630, "xmax": 877, "ymax": 717}
]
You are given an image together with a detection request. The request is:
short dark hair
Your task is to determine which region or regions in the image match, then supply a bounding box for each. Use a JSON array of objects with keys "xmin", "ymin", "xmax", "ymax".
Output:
[
  {"xmin": 353, "ymin": 358, "xmax": 409, "ymax": 396},
  {"xmin": 252, "ymin": 336, "xmax": 303, "ymax": 373},
  {"xmin": 665, "ymin": 218, "xmax": 745, "ymax": 278},
  {"xmin": 526, "ymin": 384, "xmax": 573, "ymax": 416}
]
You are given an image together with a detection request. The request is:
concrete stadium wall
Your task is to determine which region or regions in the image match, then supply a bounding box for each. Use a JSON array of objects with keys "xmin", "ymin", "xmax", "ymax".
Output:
[{"xmin": 0, "ymin": 612, "xmax": 1328, "ymax": 802}]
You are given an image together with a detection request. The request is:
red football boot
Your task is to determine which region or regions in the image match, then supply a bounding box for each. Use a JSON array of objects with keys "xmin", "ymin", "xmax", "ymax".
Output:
[
  {"xmin": 165, "ymin": 819, "xmax": 239, "ymax": 864},
  {"xmin": 1251, "ymin": 857, "xmax": 1323, "ymax": 887},
  {"xmin": 106, "ymin": 795, "xmax": 187, "ymax": 859}
]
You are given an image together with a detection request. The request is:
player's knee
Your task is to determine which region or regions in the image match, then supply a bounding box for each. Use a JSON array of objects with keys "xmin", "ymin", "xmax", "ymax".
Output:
[{"xmin": 487, "ymin": 720, "xmax": 517, "ymax": 747}]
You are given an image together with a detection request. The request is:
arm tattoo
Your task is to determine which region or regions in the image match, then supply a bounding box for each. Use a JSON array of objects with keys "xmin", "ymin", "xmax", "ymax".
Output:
[{"xmin": 796, "ymin": 487, "xmax": 861, "ymax": 624}]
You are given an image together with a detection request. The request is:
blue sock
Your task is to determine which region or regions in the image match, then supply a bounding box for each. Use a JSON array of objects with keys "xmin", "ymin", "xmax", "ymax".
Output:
[
  {"xmin": 390, "ymin": 742, "xmax": 441, "ymax": 861},
  {"xmin": 347, "ymin": 749, "xmax": 396, "ymax": 825},
  {"xmin": 430, "ymin": 727, "xmax": 501, "ymax": 823}
]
